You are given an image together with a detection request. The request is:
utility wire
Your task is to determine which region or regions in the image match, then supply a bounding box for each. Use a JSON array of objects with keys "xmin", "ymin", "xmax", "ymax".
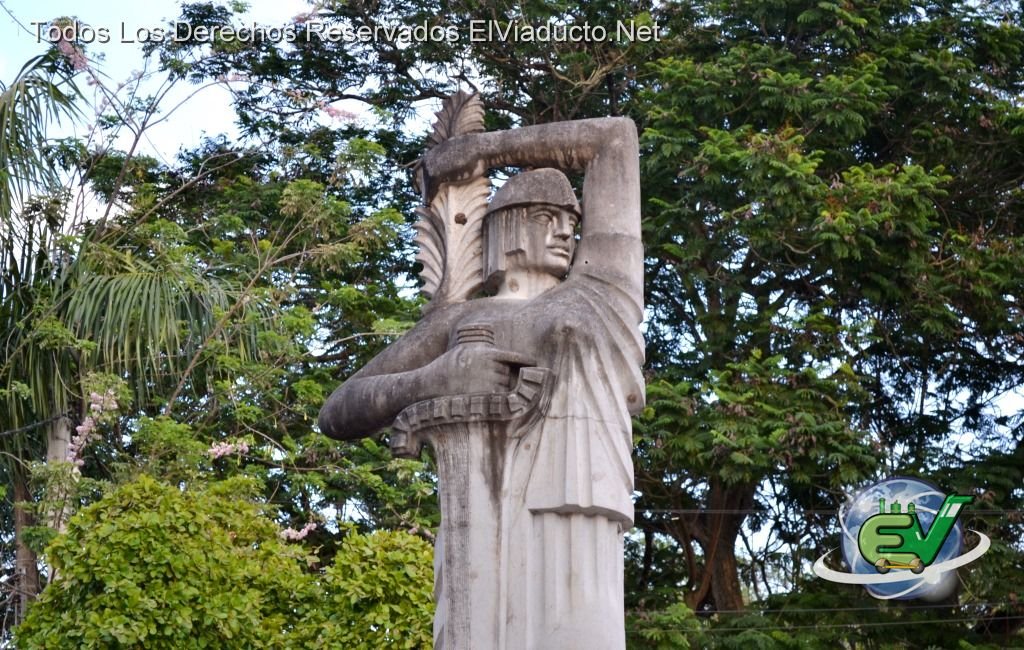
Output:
[
  {"xmin": 689, "ymin": 614, "xmax": 1024, "ymax": 633},
  {"xmin": 640, "ymin": 508, "xmax": 1024, "ymax": 515},
  {"xmin": 694, "ymin": 600, "xmax": 1022, "ymax": 616}
]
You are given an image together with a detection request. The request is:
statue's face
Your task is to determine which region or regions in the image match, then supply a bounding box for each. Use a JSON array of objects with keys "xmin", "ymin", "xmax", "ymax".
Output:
[{"xmin": 512, "ymin": 205, "xmax": 579, "ymax": 277}]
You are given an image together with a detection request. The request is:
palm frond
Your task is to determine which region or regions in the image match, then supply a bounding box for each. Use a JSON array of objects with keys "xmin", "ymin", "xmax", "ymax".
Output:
[{"xmin": 0, "ymin": 52, "xmax": 80, "ymax": 224}]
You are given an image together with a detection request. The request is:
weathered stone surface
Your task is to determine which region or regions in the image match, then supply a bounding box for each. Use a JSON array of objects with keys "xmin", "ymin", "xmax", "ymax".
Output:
[{"xmin": 319, "ymin": 94, "xmax": 643, "ymax": 650}]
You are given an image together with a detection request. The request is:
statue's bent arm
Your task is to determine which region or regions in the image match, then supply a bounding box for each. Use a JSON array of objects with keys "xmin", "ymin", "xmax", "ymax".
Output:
[
  {"xmin": 317, "ymin": 308, "xmax": 453, "ymax": 440},
  {"xmin": 322, "ymin": 117, "xmax": 643, "ymax": 442},
  {"xmin": 420, "ymin": 116, "xmax": 642, "ymax": 296},
  {"xmin": 318, "ymin": 302, "xmax": 533, "ymax": 440}
]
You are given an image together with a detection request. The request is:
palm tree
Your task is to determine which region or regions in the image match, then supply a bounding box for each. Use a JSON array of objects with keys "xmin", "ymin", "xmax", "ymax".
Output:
[
  {"xmin": 0, "ymin": 49, "xmax": 80, "ymax": 624},
  {"xmin": 0, "ymin": 49, "xmax": 258, "ymax": 629}
]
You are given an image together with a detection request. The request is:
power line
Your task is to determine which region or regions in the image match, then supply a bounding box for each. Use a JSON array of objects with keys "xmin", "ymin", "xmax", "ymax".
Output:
[
  {"xmin": 678, "ymin": 614, "xmax": 1024, "ymax": 634},
  {"xmin": 640, "ymin": 508, "xmax": 1024, "ymax": 515},
  {"xmin": 695, "ymin": 600, "xmax": 1021, "ymax": 616}
]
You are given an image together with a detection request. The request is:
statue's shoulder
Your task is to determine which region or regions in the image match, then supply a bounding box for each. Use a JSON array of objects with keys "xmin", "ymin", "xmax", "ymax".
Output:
[{"xmin": 417, "ymin": 297, "xmax": 499, "ymax": 333}]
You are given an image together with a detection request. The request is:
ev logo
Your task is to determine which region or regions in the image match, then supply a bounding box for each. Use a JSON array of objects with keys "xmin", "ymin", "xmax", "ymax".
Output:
[
  {"xmin": 813, "ymin": 477, "xmax": 990, "ymax": 600},
  {"xmin": 858, "ymin": 493, "xmax": 973, "ymax": 574}
]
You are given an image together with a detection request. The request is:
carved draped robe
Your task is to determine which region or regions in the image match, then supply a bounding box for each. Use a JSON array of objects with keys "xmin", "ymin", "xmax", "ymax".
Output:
[{"xmin": 412, "ymin": 258, "xmax": 644, "ymax": 650}]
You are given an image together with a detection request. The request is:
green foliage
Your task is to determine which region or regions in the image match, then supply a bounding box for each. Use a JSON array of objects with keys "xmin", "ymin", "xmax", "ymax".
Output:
[
  {"xmin": 130, "ymin": 416, "xmax": 207, "ymax": 483},
  {"xmin": 299, "ymin": 530, "xmax": 434, "ymax": 649},
  {"xmin": 628, "ymin": 601, "xmax": 703, "ymax": 649},
  {"xmin": 16, "ymin": 475, "xmax": 313, "ymax": 649},
  {"xmin": 0, "ymin": 51, "xmax": 79, "ymax": 219},
  {"xmin": 640, "ymin": 347, "xmax": 875, "ymax": 487},
  {"xmin": 16, "ymin": 474, "xmax": 435, "ymax": 649},
  {"xmin": 632, "ymin": 0, "xmax": 1024, "ymax": 621}
]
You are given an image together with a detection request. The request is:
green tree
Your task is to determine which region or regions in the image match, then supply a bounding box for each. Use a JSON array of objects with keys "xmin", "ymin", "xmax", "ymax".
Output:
[
  {"xmin": 298, "ymin": 529, "xmax": 434, "ymax": 649},
  {"xmin": 633, "ymin": 0, "xmax": 1024, "ymax": 640},
  {"xmin": 0, "ymin": 47, "xmax": 80, "ymax": 622},
  {"xmin": 4, "ymin": 10, "xmax": 441, "ymax": 639}
]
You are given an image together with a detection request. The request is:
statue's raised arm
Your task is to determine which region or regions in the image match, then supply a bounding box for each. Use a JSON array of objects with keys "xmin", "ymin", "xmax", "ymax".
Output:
[{"xmin": 418, "ymin": 116, "xmax": 643, "ymax": 298}]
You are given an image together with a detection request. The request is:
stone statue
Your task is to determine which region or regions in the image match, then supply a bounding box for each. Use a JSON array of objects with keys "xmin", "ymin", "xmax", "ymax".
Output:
[{"xmin": 319, "ymin": 92, "xmax": 644, "ymax": 650}]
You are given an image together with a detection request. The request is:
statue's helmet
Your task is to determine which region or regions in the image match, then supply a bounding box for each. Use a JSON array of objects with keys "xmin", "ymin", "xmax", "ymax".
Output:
[
  {"xmin": 482, "ymin": 168, "xmax": 580, "ymax": 292},
  {"xmin": 485, "ymin": 168, "xmax": 581, "ymax": 219}
]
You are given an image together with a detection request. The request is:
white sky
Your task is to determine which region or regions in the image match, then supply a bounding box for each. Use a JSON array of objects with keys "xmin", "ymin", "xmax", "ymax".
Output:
[{"xmin": 0, "ymin": 0, "xmax": 312, "ymax": 161}]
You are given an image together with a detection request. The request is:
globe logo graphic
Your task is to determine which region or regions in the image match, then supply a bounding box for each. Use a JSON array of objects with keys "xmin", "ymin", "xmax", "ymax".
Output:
[
  {"xmin": 839, "ymin": 478, "xmax": 962, "ymax": 600},
  {"xmin": 813, "ymin": 477, "xmax": 990, "ymax": 600}
]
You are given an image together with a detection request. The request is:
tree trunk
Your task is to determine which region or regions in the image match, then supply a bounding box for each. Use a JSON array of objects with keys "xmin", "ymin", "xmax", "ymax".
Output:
[
  {"xmin": 44, "ymin": 415, "xmax": 72, "ymax": 532},
  {"xmin": 45, "ymin": 415, "xmax": 70, "ymax": 466},
  {"xmin": 12, "ymin": 464, "xmax": 40, "ymax": 624},
  {"xmin": 707, "ymin": 525, "xmax": 745, "ymax": 612},
  {"xmin": 684, "ymin": 480, "xmax": 755, "ymax": 613}
]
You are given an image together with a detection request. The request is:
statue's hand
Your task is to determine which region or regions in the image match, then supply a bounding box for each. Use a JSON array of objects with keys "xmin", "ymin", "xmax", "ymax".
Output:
[
  {"xmin": 423, "ymin": 345, "xmax": 535, "ymax": 396},
  {"xmin": 417, "ymin": 136, "xmax": 488, "ymax": 203}
]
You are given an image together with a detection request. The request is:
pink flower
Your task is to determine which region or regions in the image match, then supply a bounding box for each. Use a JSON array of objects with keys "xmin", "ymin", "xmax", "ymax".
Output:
[
  {"xmin": 325, "ymin": 105, "xmax": 356, "ymax": 120},
  {"xmin": 316, "ymin": 100, "xmax": 357, "ymax": 122},
  {"xmin": 55, "ymin": 39, "xmax": 88, "ymax": 71},
  {"xmin": 66, "ymin": 389, "xmax": 120, "ymax": 466},
  {"xmin": 207, "ymin": 440, "xmax": 249, "ymax": 459},
  {"xmin": 279, "ymin": 522, "xmax": 317, "ymax": 541}
]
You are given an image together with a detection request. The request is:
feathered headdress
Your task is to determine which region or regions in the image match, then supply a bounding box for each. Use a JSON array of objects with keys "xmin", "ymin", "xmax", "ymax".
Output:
[{"xmin": 413, "ymin": 91, "xmax": 490, "ymax": 314}]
